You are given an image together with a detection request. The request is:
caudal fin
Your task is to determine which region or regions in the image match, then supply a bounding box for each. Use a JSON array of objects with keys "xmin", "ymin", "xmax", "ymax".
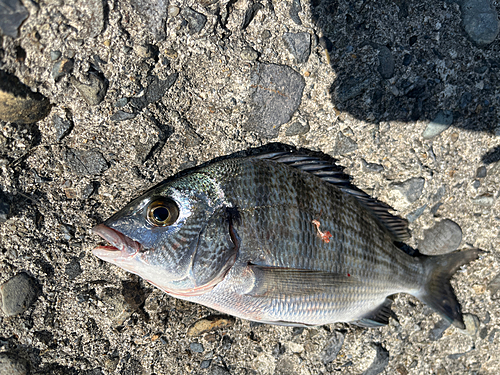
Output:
[{"xmin": 418, "ymin": 249, "xmax": 483, "ymax": 329}]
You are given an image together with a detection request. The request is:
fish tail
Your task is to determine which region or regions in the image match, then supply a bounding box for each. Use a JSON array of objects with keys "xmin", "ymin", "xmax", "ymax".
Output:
[{"xmin": 417, "ymin": 249, "xmax": 483, "ymax": 329}]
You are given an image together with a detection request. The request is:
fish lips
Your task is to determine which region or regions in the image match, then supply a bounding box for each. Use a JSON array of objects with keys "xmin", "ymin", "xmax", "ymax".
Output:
[{"xmin": 92, "ymin": 224, "xmax": 143, "ymax": 261}]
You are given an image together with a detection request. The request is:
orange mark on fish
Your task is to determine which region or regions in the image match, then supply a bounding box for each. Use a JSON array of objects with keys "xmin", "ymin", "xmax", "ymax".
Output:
[{"xmin": 311, "ymin": 219, "xmax": 332, "ymax": 243}]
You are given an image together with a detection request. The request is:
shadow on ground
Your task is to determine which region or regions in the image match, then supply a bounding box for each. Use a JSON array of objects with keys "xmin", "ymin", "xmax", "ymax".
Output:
[{"xmin": 307, "ymin": 0, "xmax": 499, "ymax": 162}]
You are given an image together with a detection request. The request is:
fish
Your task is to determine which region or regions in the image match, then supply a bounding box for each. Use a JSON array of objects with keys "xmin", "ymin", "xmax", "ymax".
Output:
[{"xmin": 92, "ymin": 148, "xmax": 482, "ymax": 328}]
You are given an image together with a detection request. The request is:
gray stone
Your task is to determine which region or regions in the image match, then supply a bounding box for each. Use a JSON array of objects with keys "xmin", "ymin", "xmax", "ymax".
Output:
[
  {"xmin": 321, "ymin": 331, "xmax": 344, "ymax": 364},
  {"xmin": 63, "ymin": 0, "xmax": 105, "ymax": 39},
  {"xmin": 289, "ymin": 0, "xmax": 302, "ymax": 25},
  {"xmin": 418, "ymin": 219, "xmax": 462, "ymax": 255},
  {"xmin": 283, "ymin": 32, "xmax": 311, "ymax": 63},
  {"xmin": 488, "ymin": 328, "xmax": 499, "ymax": 342},
  {"xmin": 133, "ymin": 44, "xmax": 157, "ymax": 58},
  {"xmin": 432, "ymin": 185, "xmax": 446, "ymax": 202},
  {"xmin": 461, "ymin": 0, "xmax": 499, "ymax": 46},
  {"xmin": 50, "ymin": 50, "xmax": 62, "ymax": 61},
  {"xmin": 110, "ymin": 110, "xmax": 136, "ymax": 122},
  {"xmin": 476, "ymin": 165, "xmax": 487, "ymax": 178},
  {"xmin": 181, "ymin": 7, "xmax": 207, "ymax": 35},
  {"xmin": 200, "ymin": 360, "xmax": 211, "ymax": 368},
  {"xmin": 459, "ymin": 92, "xmax": 472, "ymax": 108},
  {"xmin": 471, "ymin": 193, "xmax": 494, "ymax": 206},
  {"xmin": 376, "ymin": 45, "xmax": 395, "ymax": 79},
  {"xmin": 488, "ymin": 272, "xmax": 500, "ymax": 297},
  {"xmin": 391, "ymin": 177, "xmax": 425, "ymax": 203},
  {"xmin": 130, "ymin": 73, "xmax": 178, "ymax": 111},
  {"xmin": 65, "ymin": 148, "xmax": 108, "ymax": 176},
  {"xmin": 189, "ymin": 342, "xmax": 204, "ymax": 353},
  {"xmin": 0, "ymin": 352, "xmax": 28, "ymax": 375},
  {"xmin": 407, "ymin": 204, "xmax": 427, "ymax": 223},
  {"xmin": 332, "ymin": 131, "xmax": 358, "ymax": 156},
  {"xmin": 210, "ymin": 366, "xmax": 230, "ymax": 375},
  {"xmin": 361, "ymin": 159, "xmax": 384, "ymax": 173},
  {"xmin": 242, "ymin": 1, "xmax": 264, "ymax": 29},
  {"xmin": 71, "ymin": 72, "xmax": 108, "ymax": 106},
  {"xmin": 0, "ymin": 272, "xmax": 38, "ymax": 316},
  {"xmin": 0, "ymin": 0, "xmax": 29, "ymax": 38},
  {"xmin": 52, "ymin": 114, "xmax": 73, "ymax": 141},
  {"xmin": 246, "ymin": 63, "xmax": 305, "ymax": 138},
  {"xmin": 129, "ymin": 0, "xmax": 168, "ymax": 39},
  {"xmin": 422, "ymin": 110, "xmax": 453, "ymax": 139},
  {"xmin": 241, "ymin": 46, "xmax": 259, "ymax": 61},
  {"xmin": 362, "ymin": 343, "xmax": 389, "ymax": 375},
  {"xmin": 115, "ymin": 98, "xmax": 129, "ymax": 108},
  {"xmin": 429, "ymin": 319, "xmax": 452, "ymax": 341},
  {"xmin": 285, "ymin": 121, "xmax": 309, "ymax": 136},
  {"xmin": 332, "ymin": 76, "xmax": 373, "ymax": 103},
  {"xmin": 0, "ymin": 189, "xmax": 10, "ymax": 223},
  {"xmin": 65, "ymin": 257, "xmax": 82, "ymax": 280},
  {"xmin": 0, "ymin": 70, "xmax": 51, "ymax": 124},
  {"xmin": 462, "ymin": 314, "xmax": 480, "ymax": 337}
]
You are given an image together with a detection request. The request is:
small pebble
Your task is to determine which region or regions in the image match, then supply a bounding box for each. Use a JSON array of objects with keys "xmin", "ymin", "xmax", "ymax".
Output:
[
  {"xmin": 289, "ymin": 0, "xmax": 302, "ymax": 25},
  {"xmin": 376, "ymin": 45, "xmax": 395, "ymax": 79},
  {"xmin": 361, "ymin": 159, "xmax": 384, "ymax": 173},
  {"xmin": 331, "ymin": 131, "xmax": 358, "ymax": 156},
  {"xmin": 114, "ymin": 98, "xmax": 129, "ymax": 108},
  {"xmin": 461, "ymin": 0, "xmax": 500, "ymax": 45},
  {"xmin": 429, "ymin": 319, "xmax": 452, "ymax": 341},
  {"xmin": 53, "ymin": 114, "xmax": 73, "ymax": 141},
  {"xmin": 418, "ymin": 219, "xmax": 462, "ymax": 255},
  {"xmin": 363, "ymin": 343, "xmax": 390, "ymax": 375},
  {"xmin": 181, "ymin": 7, "xmax": 207, "ymax": 35},
  {"xmin": 471, "ymin": 194, "xmax": 494, "ymax": 206},
  {"xmin": 200, "ymin": 360, "xmax": 211, "ymax": 369},
  {"xmin": 422, "ymin": 110, "xmax": 453, "ymax": 139},
  {"xmin": 462, "ymin": 314, "xmax": 480, "ymax": 337},
  {"xmin": 333, "ymin": 76, "xmax": 372, "ymax": 103},
  {"xmin": 391, "ymin": 177, "xmax": 425, "ymax": 203},
  {"xmin": 0, "ymin": 190, "xmax": 10, "ymax": 223},
  {"xmin": 476, "ymin": 166, "xmax": 487, "ymax": 178},
  {"xmin": 459, "ymin": 92, "xmax": 472, "ymax": 108},
  {"xmin": 245, "ymin": 63, "xmax": 305, "ymax": 138},
  {"xmin": 0, "ymin": 0, "xmax": 29, "ymax": 38},
  {"xmin": 240, "ymin": 46, "xmax": 259, "ymax": 61},
  {"xmin": 50, "ymin": 50, "xmax": 62, "ymax": 61},
  {"xmin": 110, "ymin": 110, "xmax": 136, "ymax": 122},
  {"xmin": 189, "ymin": 342, "xmax": 204, "ymax": 353},
  {"xmin": 285, "ymin": 121, "xmax": 310, "ymax": 136},
  {"xmin": 52, "ymin": 58, "xmax": 74, "ymax": 81},
  {"xmin": 321, "ymin": 331, "xmax": 344, "ymax": 364},
  {"xmin": 487, "ymin": 272, "xmax": 500, "ymax": 297},
  {"xmin": 187, "ymin": 316, "xmax": 235, "ymax": 337},
  {"xmin": 283, "ymin": 32, "xmax": 311, "ymax": 64},
  {"xmin": 71, "ymin": 72, "xmax": 108, "ymax": 106},
  {"xmin": 0, "ymin": 273, "xmax": 38, "ymax": 316},
  {"xmin": 402, "ymin": 54, "xmax": 412, "ymax": 66},
  {"xmin": 407, "ymin": 204, "xmax": 426, "ymax": 223},
  {"xmin": 168, "ymin": 5, "xmax": 180, "ymax": 17}
]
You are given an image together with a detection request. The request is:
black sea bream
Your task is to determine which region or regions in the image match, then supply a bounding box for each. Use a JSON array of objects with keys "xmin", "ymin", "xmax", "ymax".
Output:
[{"xmin": 92, "ymin": 150, "xmax": 481, "ymax": 328}]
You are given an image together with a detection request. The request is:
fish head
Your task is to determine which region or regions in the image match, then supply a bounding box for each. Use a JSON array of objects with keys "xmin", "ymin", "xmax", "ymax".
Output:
[{"xmin": 92, "ymin": 173, "xmax": 235, "ymax": 297}]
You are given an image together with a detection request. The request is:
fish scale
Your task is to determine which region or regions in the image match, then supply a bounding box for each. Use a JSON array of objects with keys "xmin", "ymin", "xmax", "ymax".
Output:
[{"xmin": 92, "ymin": 150, "xmax": 482, "ymax": 328}]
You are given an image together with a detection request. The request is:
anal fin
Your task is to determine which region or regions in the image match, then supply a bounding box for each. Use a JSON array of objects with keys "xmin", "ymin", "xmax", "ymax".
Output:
[{"xmin": 351, "ymin": 298, "xmax": 397, "ymax": 328}]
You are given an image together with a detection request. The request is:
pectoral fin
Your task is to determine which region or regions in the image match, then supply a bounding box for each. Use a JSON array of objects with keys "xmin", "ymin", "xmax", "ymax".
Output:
[{"xmin": 247, "ymin": 264, "xmax": 360, "ymax": 298}]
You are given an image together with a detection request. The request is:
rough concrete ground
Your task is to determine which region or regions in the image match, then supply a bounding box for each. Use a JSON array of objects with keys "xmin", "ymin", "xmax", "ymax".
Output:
[{"xmin": 0, "ymin": 0, "xmax": 499, "ymax": 374}]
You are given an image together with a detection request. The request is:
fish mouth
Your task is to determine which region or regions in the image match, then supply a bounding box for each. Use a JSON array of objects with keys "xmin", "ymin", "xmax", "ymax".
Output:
[{"xmin": 92, "ymin": 224, "xmax": 143, "ymax": 260}]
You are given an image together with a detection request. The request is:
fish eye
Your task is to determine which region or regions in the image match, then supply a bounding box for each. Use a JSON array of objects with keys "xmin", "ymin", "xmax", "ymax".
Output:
[{"xmin": 147, "ymin": 198, "xmax": 179, "ymax": 226}]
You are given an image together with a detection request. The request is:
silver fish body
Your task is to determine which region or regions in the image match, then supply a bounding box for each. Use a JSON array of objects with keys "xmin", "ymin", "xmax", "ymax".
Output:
[{"xmin": 93, "ymin": 151, "xmax": 480, "ymax": 328}]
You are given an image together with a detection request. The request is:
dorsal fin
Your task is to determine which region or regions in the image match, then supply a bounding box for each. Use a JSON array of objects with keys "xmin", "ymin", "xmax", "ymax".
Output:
[{"xmin": 254, "ymin": 149, "xmax": 410, "ymax": 242}]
